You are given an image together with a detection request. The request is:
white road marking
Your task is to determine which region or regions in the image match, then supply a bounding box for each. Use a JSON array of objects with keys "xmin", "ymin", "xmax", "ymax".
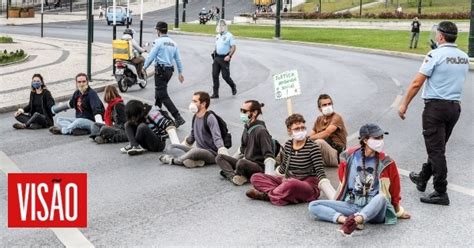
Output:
[{"xmin": 0, "ymin": 151, "xmax": 95, "ymax": 248}]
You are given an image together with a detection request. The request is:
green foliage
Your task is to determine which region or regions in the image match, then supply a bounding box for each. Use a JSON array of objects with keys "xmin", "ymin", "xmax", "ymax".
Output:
[
  {"xmin": 180, "ymin": 24, "xmax": 469, "ymax": 55},
  {"xmin": 0, "ymin": 49, "xmax": 27, "ymax": 64},
  {"xmin": 0, "ymin": 36, "xmax": 14, "ymax": 43}
]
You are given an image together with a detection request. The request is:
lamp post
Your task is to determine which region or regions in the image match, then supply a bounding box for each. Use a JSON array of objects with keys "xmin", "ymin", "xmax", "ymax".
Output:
[
  {"xmin": 174, "ymin": 0, "xmax": 179, "ymax": 29},
  {"xmin": 275, "ymin": 0, "xmax": 281, "ymax": 39},
  {"xmin": 468, "ymin": 0, "xmax": 474, "ymax": 57}
]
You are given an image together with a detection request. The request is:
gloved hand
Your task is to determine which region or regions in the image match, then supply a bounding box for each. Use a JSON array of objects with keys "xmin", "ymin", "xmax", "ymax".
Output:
[
  {"xmin": 217, "ymin": 147, "xmax": 229, "ymax": 156},
  {"xmin": 181, "ymin": 136, "xmax": 192, "ymax": 147},
  {"xmin": 318, "ymin": 178, "xmax": 336, "ymax": 200},
  {"xmin": 274, "ymin": 166, "xmax": 284, "ymax": 177},
  {"xmin": 14, "ymin": 108, "xmax": 24, "ymax": 117},
  {"xmin": 264, "ymin": 157, "xmax": 276, "ymax": 175},
  {"xmin": 51, "ymin": 102, "xmax": 71, "ymax": 114},
  {"xmin": 94, "ymin": 114, "xmax": 104, "ymax": 124},
  {"xmin": 232, "ymin": 147, "xmax": 243, "ymax": 159}
]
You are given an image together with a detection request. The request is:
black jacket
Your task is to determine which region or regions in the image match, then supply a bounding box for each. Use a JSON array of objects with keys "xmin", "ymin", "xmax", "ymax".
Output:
[
  {"xmin": 69, "ymin": 87, "xmax": 105, "ymax": 121},
  {"xmin": 111, "ymin": 102, "xmax": 127, "ymax": 129},
  {"xmin": 240, "ymin": 120, "xmax": 275, "ymax": 166},
  {"xmin": 23, "ymin": 89, "xmax": 55, "ymax": 126}
]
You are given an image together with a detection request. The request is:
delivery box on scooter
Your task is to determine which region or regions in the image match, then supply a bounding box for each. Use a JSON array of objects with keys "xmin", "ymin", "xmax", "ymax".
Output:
[{"xmin": 112, "ymin": 39, "xmax": 133, "ymax": 60}]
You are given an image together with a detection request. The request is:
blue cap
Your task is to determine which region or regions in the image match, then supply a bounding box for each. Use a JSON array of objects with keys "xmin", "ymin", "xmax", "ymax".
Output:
[{"xmin": 359, "ymin": 123, "xmax": 389, "ymax": 139}]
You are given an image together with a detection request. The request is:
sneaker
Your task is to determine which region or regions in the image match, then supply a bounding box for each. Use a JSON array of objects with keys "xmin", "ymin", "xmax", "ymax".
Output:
[
  {"xmin": 246, "ymin": 188, "xmax": 269, "ymax": 201},
  {"xmin": 219, "ymin": 170, "xmax": 234, "ymax": 180},
  {"xmin": 49, "ymin": 126, "xmax": 62, "ymax": 135},
  {"xmin": 174, "ymin": 116, "xmax": 186, "ymax": 128},
  {"xmin": 232, "ymin": 87, "xmax": 237, "ymax": 96},
  {"xmin": 28, "ymin": 124, "xmax": 43, "ymax": 129},
  {"xmin": 127, "ymin": 145, "xmax": 145, "ymax": 156},
  {"xmin": 13, "ymin": 123, "xmax": 26, "ymax": 129},
  {"xmin": 94, "ymin": 136, "xmax": 107, "ymax": 144},
  {"xmin": 232, "ymin": 175, "xmax": 248, "ymax": 186},
  {"xmin": 339, "ymin": 215, "xmax": 357, "ymax": 237},
  {"xmin": 183, "ymin": 159, "xmax": 205, "ymax": 168},
  {"xmin": 159, "ymin": 154, "xmax": 174, "ymax": 164},
  {"xmin": 409, "ymin": 172, "xmax": 427, "ymax": 192},
  {"xmin": 420, "ymin": 191, "xmax": 450, "ymax": 206},
  {"xmin": 72, "ymin": 128, "xmax": 90, "ymax": 136},
  {"xmin": 120, "ymin": 144, "xmax": 132, "ymax": 154}
]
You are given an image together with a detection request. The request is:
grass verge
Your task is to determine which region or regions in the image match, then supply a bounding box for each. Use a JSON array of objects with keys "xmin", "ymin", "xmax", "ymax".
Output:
[
  {"xmin": 179, "ymin": 23, "xmax": 469, "ymax": 55},
  {"xmin": 0, "ymin": 36, "xmax": 14, "ymax": 43}
]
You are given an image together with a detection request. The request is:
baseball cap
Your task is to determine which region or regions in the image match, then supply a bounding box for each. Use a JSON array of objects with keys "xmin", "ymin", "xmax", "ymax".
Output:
[{"xmin": 359, "ymin": 123, "xmax": 389, "ymax": 139}]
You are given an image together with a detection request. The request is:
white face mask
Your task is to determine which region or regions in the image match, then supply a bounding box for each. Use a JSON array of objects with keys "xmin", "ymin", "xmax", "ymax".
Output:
[
  {"xmin": 321, "ymin": 105, "xmax": 334, "ymax": 116},
  {"xmin": 292, "ymin": 130, "xmax": 307, "ymax": 141},
  {"xmin": 367, "ymin": 138, "xmax": 384, "ymax": 153},
  {"xmin": 188, "ymin": 102, "xmax": 198, "ymax": 114}
]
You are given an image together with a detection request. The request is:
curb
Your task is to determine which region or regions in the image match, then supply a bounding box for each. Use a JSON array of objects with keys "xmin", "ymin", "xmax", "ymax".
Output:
[
  {"xmin": 0, "ymin": 80, "xmax": 116, "ymax": 113},
  {"xmin": 0, "ymin": 54, "xmax": 30, "ymax": 67},
  {"xmin": 170, "ymin": 30, "xmax": 474, "ymax": 71}
]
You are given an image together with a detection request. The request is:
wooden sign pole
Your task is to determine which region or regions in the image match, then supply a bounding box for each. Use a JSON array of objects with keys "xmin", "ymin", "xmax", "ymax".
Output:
[{"xmin": 286, "ymin": 98, "xmax": 293, "ymax": 116}]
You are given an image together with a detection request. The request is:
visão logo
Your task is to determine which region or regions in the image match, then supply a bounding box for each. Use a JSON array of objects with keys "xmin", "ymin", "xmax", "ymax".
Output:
[{"xmin": 8, "ymin": 173, "xmax": 87, "ymax": 228}]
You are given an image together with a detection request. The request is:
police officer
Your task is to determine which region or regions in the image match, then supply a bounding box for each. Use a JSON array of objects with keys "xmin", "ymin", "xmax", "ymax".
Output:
[
  {"xmin": 211, "ymin": 19, "xmax": 237, "ymax": 99},
  {"xmin": 398, "ymin": 21, "xmax": 469, "ymax": 205},
  {"xmin": 144, "ymin": 21, "xmax": 186, "ymax": 128}
]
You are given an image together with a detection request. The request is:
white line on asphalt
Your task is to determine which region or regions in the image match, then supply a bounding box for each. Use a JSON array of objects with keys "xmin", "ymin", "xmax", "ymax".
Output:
[
  {"xmin": 391, "ymin": 77, "xmax": 401, "ymax": 87},
  {"xmin": 0, "ymin": 151, "xmax": 95, "ymax": 248},
  {"xmin": 119, "ymin": 94, "xmax": 474, "ymax": 197}
]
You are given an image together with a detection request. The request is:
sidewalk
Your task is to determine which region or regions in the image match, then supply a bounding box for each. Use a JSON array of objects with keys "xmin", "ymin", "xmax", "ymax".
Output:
[
  {"xmin": 0, "ymin": 34, "xmax": 115, "ymax": 112},
  {"xmin": 0, "ymin": 0, "xmax": 175, "ymax": 26}
]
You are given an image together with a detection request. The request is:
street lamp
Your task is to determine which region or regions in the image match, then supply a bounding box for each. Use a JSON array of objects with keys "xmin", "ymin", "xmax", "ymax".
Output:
[
  {"xmin": 221, "ymin": 0, "xmax": 225, "ymax": 20},
  {"xmin": 469, "ymin": 0, "xmax": 474, "ymax": 57},
  {"xmin": 275, "ymin": 0, "xmax": 281, "ymax": 39},
  {"xmin": 174, "ymin": 0, "xmax": 179, "ymax": 29}
]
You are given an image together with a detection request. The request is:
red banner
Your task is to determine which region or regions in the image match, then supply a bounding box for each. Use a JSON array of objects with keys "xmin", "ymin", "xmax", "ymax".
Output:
[{"xmin": 8, "ymin": 173, "xmax": 87, "ymax": 228}]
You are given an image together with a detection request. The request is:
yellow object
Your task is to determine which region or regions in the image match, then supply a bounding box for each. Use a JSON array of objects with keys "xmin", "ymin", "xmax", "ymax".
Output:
[
  {"xmin": 254, "ymin": 0, "xmax": 275, "ymax": 5},
  {"xmin": 112, "ymin": 39, "xmax": 132, "ymax": 60}
]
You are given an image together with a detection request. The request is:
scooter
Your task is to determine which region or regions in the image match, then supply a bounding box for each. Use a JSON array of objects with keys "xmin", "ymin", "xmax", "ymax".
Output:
[{"xmin": 114, "ymin": 59, "xmax": 147, "ymax": 92}]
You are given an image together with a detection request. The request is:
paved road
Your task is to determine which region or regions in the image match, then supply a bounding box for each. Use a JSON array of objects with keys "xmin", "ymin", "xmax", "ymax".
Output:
[{"xmin": 1, "ymin": 7, "xmax": 473, "ymax": 247}]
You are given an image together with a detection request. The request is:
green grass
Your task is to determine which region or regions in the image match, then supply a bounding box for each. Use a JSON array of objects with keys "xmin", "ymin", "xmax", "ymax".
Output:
[
  {"xmin": 0, "ymin": 36, "xmax": 13, "ymax": 43},
  {"xmin": 296, "ymin": 0, "xmax": 376, "ymax": 13},
  {"xmin": 0, "ymin": 54, "xmax": 27, "ymax": 65},
  {"xmin": 358, "ymin": 0, "xmax": 470, "ymax": 14},
  {"xmin": 180, "ymin": 23, "xmax": 469, "ymax": 55}
]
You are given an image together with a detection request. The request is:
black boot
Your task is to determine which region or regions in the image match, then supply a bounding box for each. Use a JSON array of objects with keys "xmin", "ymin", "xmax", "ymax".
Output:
[
  {"xmin": 409, "ymin": 172, "xmax": 428, "ymax": 192},
  {"xmin": 174, "ymin": 115, "xmax": 186, "ymax": 128},
  {"xmin": 210, "ymin": 87, "xmax": 219, "ymax": 99},
  {"xmin": 420, "ymin": 191, "xmax": 450, "ymax": 206}
]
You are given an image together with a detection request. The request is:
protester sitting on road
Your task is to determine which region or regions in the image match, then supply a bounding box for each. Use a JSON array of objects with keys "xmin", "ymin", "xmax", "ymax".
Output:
[
  {"xmin": 122, "ymin": 28, "xmax": 146, "ymax": 78},
  {"xmin": 49, "ymin": 73, "xmax": 105, "ymax": 135},
  {"xmin": 159, "ymin": 91, "xmax": 230, "ymax": 168},
  {"xmin": 89, "ymin": 85, "xmax": 127, "ymax": 144},
  {"xmin": 13, "ymin": 74, "xmax": 55, "ymax": 130},
  {"xmin": 308, "ymin": 123, "xmax": 411, "ymax": 237},
  {"xmin": 309, "ymin": 94, "xmax": 347, "ymax": 167},
  {"xmin": 216, "ymin": 100, "xmax": 277, "ymax": 186},
  {"xmin": 120, "ymin": 100, "xmax": 168, "ymax": 155},
  {"xmin": 246, "ymin": 114, "xmax": 336, "ymax": 206}
]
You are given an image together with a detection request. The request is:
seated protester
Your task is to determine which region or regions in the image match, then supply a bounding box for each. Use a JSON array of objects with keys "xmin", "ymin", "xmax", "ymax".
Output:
[
  {"xmin": 308, "ymin": 124, "xmax": 411, "ymax": 237},
  {"xmin": 309, "ymin": 94, "xmax": 348, "ymax": 167},
  {"xmin": 49, "ymin": 73, "xmax": 105, "ymax": 135},
  {"xmin": 13, "ymin": 74, "xmax": 55, "ymax": 129},
  {"xmin": 90, "ymin": 85, "xmax": 127, "ymax": 144},
  {"xmin": 120, "ymin": 100, "xmax": 167, "ymax": 155},
  {"xmin": 246, "ymin": 114, "xmax": 336, "ymax": 206},
  {"xmin": 159, "ymin": 91, "xmax": 229, "ymax": 168},
  {"xmin": 216, "ymin": 100, "xmax": 276, "ymax": 186}
]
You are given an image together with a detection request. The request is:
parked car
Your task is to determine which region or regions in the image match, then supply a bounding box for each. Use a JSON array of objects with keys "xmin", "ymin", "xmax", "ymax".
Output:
[{"xmin": 106, "ymin": 6, "xmax": 132, "ymax": 25}]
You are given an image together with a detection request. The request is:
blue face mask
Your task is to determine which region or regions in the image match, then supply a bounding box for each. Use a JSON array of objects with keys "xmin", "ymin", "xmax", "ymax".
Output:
[
  {"xmin": 240, "ymin": 113, "xmax": 250, "ymax": 124},
  {"xmin": 32, "ymin": 81, "xmax": 42, "ymax": 89}
]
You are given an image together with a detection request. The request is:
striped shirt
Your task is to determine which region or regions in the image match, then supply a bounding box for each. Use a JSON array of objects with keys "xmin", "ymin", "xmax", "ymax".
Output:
[{"xmin": 278, "ymin": 138, "xmax": 326, "ymax": 180}]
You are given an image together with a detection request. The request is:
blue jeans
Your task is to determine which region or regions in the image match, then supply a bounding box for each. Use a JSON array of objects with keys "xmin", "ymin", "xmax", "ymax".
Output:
[
  {"xmin": 308, "ymin": 194, "xmax": 387, "ymax": 224},
  {"xmin": 57, "ymin": 117, "xmax": 94, "ymax": 135}
]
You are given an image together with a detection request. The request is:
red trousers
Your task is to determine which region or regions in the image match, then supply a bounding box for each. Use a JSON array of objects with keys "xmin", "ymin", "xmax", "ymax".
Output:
[{"xmin": 250, "ymin": 173, "xmax": 320, "ymax": 206}]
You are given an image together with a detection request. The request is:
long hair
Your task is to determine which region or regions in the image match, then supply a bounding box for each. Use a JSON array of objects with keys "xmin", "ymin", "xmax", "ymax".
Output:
[
  {"xmin": 104, "ymin": 85, "xmax": 121, "ymax": 103},
  {"xmin": 125, "ymin": 100, "xmax": 146, "ymax": 124},
  {"xmin": 31, "ymin": 73, "xmax": 46, "ymax": 92},
  {"xmin": 359, "ymin": 138, "xmax": 379, "ymax": 173}
]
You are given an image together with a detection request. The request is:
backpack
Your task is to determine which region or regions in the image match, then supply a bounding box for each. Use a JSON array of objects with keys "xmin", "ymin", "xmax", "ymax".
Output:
[
  {"xmin": 247, "ymin": 124, "xmax": 281, "ymax": 157},
  {"xmin": 192, "ymin": 110, "xmax": 232, "ymax": 149}
]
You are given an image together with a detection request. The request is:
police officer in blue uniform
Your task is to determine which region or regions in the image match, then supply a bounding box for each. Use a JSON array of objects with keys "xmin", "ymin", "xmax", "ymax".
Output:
[
  {"xmin": 211, "ymin": 19, "xmax": 237, "ymax": 99},
  {"xmin": 398, "ymin": 21, "xmax": 469, "ymax": 205},
  {"xmin": 144, "ymin": 21, "xmax": 186, "ymax": 127}
]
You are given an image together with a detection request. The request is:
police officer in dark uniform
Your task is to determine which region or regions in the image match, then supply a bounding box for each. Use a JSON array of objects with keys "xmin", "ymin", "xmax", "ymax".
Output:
[
  {"xmin": 398, "ymin": 21, "xmax": 469, "ymax": 205},
  {"xmin": 144, "ymin": 21, "xmax": 186, "ymax": 127}
]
